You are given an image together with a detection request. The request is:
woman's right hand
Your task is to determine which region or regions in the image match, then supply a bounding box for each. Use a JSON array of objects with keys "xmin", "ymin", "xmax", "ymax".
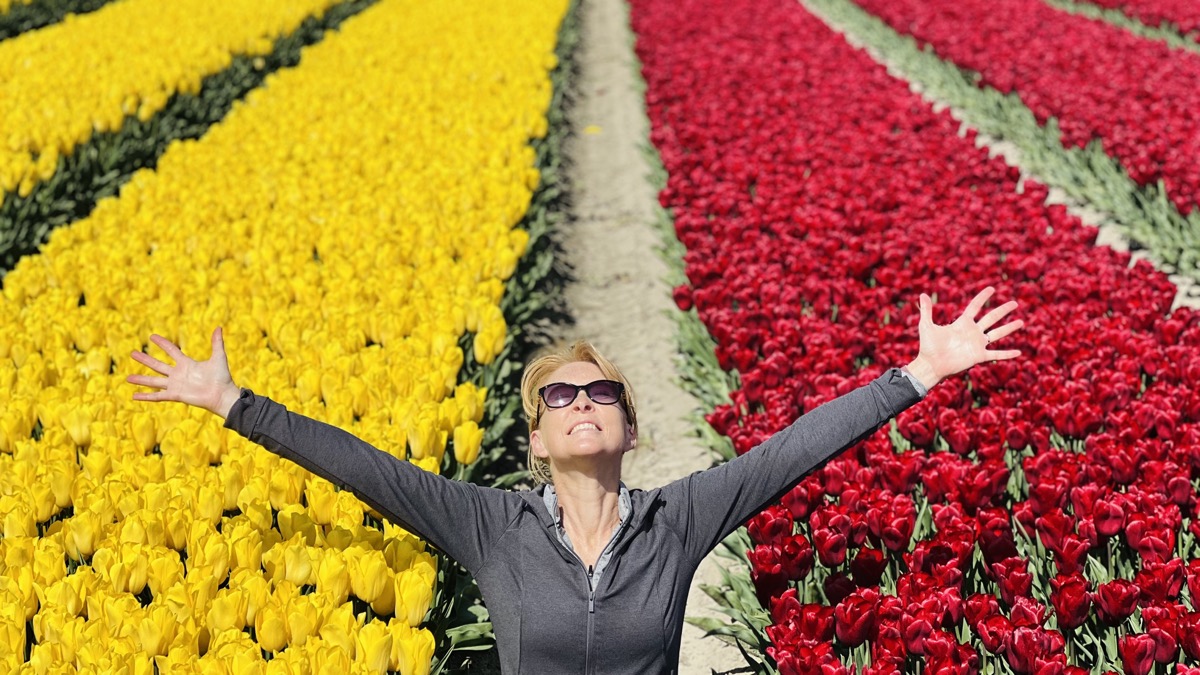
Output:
[{"xmin": 126, "ymin": 327, "xmax": 242, "ymax": 419}]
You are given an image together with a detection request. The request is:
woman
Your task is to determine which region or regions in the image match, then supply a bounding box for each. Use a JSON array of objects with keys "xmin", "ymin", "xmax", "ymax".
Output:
[{"xmin": 127, "ymin": 287, "xmax": 1022, "ymax": 674}]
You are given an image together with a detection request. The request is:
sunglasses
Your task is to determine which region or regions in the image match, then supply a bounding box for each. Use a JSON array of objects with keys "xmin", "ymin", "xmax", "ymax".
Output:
[{"xmin": 536, "ymin": 379, "xmax": 625, "ymax": 425}]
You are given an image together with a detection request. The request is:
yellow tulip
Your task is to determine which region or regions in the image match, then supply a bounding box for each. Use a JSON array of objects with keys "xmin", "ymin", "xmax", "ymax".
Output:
[
  {"xmin": 284, "ymin": 593, "xmax": 323, "ymax": 648},
  {"xmin": 217, "ymin": 463, "xmax": 245, "ymax": 512},
  {"xmin": 349, "ymin": 550, "xmax": 391, "ymax": 603},
  {"xmin": 2, "ymin": 500, "xmax": 35, "ymax": 538},
  {"xmin": 147, "ymin": 553, "xmax": 183, "ymax": 598},
  {"xmin": 0, "ymin": 617, "xmax": 24, "ymax": 667},
  {"xmin": 59, "ymin": 402, "xmax": 93, "ymax": 447},
  {"xmin": 277, "ymin": 506, "xmax": 317, "ymax": 546},
  {"xmin": 268, "ymin": 468, "xmax": 304, "ymax": 510},
  {"xmin": 48, "ymin": 462, "xmax": 75, "ymax": 509},
  {"xmin": 281, "ymin": 536, "xmax": 315, "ymax": 586},
  {"xmin": 315, "ymin": 550, "xmax": 350, "ymax": 605},
  {"xmin": 370, "ymin": 571, "xmax": 396, "ymax": 617},
  {"xmin": 162, "ymin": 506, "xmax": 192, "ymax": 552},
  {"xmin": 129, "ymin": 411, "xmax": 157, "ymax": 453},
  {"xmin": 355, "ymin": 621, "xmax": 393, "ymax": 674},
  {"xmin": 235, "ymin": 571, "xmax": 271, "ymax": 628},
  {"xmin": 308, "ymin": 642, "xmax": 353, "ymax": 673},
  {"xmin": 394, "ymin": 566, "xmax": 434, "ymax": 628},
  {"xmin": 253, "ymin": 600, "xmax": 288, "ymax": 654},
  {"xmin": 229, "ymin": 528, "xmax": 263, "ymax": 573},
  {"xmin": 317, "ymin": 602, "xmax": 360, "ymax": 656},
  {"xmin": 305, "ymin": 478, "xmax": 337, "ymax": 525},
  {"xmin": 137, "ymin": 605, "xmax": 177, "ymax": 657},
  {"xmin": 196, "ymin": 484, "xmax": 224, "ymax": 526},
  {"xmin": 64, "ymin": 509, "xmax": 104, "ymax": 561},
  {"xmin": 452, "ymin": 420, "xmax": 483, "ymax": 465},
  {"xmin": 324, "ymin": 526, "xmax": 355, "ymax": 551},
  {"xmin": 388, "ymin": 621, "xmax": 435, "ymax": 675},
  {"xmin": 207, "ymin": 588, "xmax": 247, "ymax": 632},
  {"xmin": 0, "ymin": 565, "xmax": 36, "ymax": 620}
]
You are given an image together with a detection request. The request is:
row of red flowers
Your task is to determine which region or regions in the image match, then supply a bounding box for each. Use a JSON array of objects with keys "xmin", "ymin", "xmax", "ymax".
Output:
[
  {"xmin": 851, "ymin": 0, "xmax": 1200, "ymax": 216},
  {"xmin": 1082, "ymin": 0, "xmax": 1200, "ymax": 40},
  {"xmin": 630, "ymin": 0, "xmax": 1200, "ymax": 672}
]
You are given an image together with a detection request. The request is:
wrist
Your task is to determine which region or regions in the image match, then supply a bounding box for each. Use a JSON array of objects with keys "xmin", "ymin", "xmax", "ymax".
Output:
[
  {"xmin": 903, "ymin": 356, "xmax": 940, "ymax": 392},
  {"xmin": 215, "ymin": 383, "xmax": 241, "ymax": 419}
]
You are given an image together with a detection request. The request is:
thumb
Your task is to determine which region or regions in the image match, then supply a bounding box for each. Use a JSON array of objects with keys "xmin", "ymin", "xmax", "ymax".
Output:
[
  {"xmin": 918, "ymin": 293, "xmax": 933, "ymax": 326},
  {"xmin": 212, "ymin": 327, "xmax": 228, "ymax": 363}
]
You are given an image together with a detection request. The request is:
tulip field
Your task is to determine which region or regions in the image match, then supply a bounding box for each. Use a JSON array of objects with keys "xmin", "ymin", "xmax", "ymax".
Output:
[
  {"xmin": 0, "ymin": 0, "xmax": 568, "ymax": 671},
  {"xmin": 630, "ymin": 0, "xmax": 1200, "ymax": 672},
  {"xmin": 3, "ymin": 0, "xmax": 1200, "ymax": 671}
]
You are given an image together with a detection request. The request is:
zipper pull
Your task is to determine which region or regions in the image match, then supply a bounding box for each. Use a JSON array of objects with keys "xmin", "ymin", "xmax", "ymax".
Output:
[{"xmin": 589, "ymin": 593, "xmax": 595, "ymax": 613}]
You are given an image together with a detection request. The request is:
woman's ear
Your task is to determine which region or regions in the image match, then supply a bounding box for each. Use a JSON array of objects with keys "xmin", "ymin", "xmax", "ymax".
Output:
[
  {"xmin": 625, "ymin": 424, "xmax": 638, "ymax": 452},
  {"xmin": 530, "ymin": 429, "xmax": 549, "ymax": 459}
]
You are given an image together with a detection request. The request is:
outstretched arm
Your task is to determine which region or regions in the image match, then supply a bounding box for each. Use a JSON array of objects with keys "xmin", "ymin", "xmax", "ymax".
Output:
[
  {"xmin": 665, "ymin": 286, "xmax": 1024, "ymax": 563},
  {"xmin": 125, "ymin": 328, "xmax": 512, "ymax": 571}
]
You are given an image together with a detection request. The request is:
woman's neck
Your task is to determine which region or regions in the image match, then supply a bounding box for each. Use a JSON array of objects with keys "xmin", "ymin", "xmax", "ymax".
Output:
[{"xmin": 553, "ymin": 471, "xmax": 623, "ymax": 553}]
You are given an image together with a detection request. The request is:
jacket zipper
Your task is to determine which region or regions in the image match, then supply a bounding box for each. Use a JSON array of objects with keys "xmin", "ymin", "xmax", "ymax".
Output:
[{"xmin": 565, "ymin": 518, "xmax": 630, "ymax": 675}]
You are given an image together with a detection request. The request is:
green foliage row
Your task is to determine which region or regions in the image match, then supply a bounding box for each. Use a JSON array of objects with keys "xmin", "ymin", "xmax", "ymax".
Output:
[
  {"xmin": 429, "ymin": 1, "xmax": 582, "ymax": 672},
  {"xmin": 0, "ymin": 0, "xmax": 110, "ymax": 42},
  {"xmin": 0, "ymin": 0, "xmax": 379, "ymax": 276},
  {"xmin": 813, "ymin": 0, "xmax": 1200, "ymax": 280}
]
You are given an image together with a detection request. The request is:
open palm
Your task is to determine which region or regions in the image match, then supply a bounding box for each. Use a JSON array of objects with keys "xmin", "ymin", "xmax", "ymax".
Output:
[
  {"xmin": 126, "ymin": 327, "xmax": 242, "ymax": 418},
  {"xmin": 906, "ymin": 287, "xmax": 1023, "ymax": 390}
]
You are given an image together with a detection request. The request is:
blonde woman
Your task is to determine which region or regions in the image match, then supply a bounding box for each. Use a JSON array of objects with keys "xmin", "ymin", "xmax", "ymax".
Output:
[{"xmin": 128, "ymin": 287, "xmax": 1022, "ymax": 673}]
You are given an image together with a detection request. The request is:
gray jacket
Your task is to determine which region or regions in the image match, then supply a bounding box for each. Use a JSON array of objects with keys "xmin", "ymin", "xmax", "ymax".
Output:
[{"xmin": 223, "ymin": 367, "xmax": 923, "ymax": 674}]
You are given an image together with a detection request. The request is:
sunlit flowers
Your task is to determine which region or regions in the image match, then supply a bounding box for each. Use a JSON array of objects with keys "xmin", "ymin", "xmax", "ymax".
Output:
[{"xmin": 0, "ymin": 0, "xmax": 566, "ymax": 668}]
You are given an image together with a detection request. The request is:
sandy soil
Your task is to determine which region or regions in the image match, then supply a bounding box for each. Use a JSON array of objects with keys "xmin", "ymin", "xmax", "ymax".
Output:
[{"xmin": 553, "ymin": 0, "xmax": 750, "ymax": 672}]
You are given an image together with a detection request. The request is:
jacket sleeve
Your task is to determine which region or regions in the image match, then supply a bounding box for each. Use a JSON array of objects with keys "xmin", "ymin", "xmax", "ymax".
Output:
[
  {"xmin": 223, "ymin": 388, "xmax": 514, "ymax": 572},
  {"xmin": 660, "ymin": 368, "xmax": 923, "ymax": 564}
]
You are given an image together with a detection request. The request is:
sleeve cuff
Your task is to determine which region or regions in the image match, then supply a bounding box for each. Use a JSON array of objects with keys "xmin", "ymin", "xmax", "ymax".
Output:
[{"xmin": 898, "ymin": 368, "xmax": 928, "ymax": 399}]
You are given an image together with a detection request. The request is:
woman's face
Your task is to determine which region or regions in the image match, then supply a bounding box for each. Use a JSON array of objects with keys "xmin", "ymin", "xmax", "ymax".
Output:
[{"xmin": 529, "ymin": 361, "xmax": 635, "ymax": 474}]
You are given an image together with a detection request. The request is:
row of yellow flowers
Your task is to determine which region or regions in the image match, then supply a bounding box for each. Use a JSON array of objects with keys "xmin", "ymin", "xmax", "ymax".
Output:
[
  {"xmin": 0, "ymin": 0, "xmax": 344, "ymax": 199},
  {"xmin": 0, "ymin": 0, "xmax": 566, "ymax": 670}
]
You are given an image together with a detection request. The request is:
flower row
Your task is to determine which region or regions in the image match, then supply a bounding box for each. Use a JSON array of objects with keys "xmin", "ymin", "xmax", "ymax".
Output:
[
  {"xmin": 0, "ymin": 0, "xmax": 565, "ymax": 669},
  {"xmin": 1081, "ymin": 0, "xmax": 1200, "ymax": 39},
  {"xmin": 851, "ymin": 0, "xmax": 1200, "ymax": 217},
  {"xmin": 631, "ymin": 0, "xmax": 1200, "ymax": 671},
  {"xmin": 0, "ymin": 0, "xmax": 342, "ymax": 199}
]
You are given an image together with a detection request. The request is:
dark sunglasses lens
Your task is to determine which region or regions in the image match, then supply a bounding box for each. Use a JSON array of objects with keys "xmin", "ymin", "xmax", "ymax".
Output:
[
  {"xmin": 586, "ymin": 381, "xmax": 622, "ymax": 404},
  {"xmin": 543, "ymin": 383, "xmax": 581, "ymax": 408}
]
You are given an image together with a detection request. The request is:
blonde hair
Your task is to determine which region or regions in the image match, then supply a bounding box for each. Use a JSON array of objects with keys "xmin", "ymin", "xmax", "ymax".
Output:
[{"xmin": 520, "ymin": 341, "xmax": 637, "ymax": 485}]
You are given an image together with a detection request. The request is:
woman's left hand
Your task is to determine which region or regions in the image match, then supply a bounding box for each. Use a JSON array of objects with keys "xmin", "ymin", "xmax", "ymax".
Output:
[{"xmin": 904, "ymin": 286, "xmax": 1023, "ymax": 391}]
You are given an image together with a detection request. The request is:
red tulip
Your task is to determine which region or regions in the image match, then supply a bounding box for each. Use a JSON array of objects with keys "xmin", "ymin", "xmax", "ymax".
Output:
[
  {"xmin": 975, "ymin": 614, "xmax": 1012, "ymax": 655},
  {"xmin": 834, "ymin": 587, "xmax": 879, "ymax": 646},
  {"xmin": 1118, "ymin": 633, "xmax": 1156, "ymax": 675},
  {"xmin": 1095, "ymin": 579, "xmax": 1139, "ymax": 625},
  {"xmin": 1005, "ymin": 626, "xmax": 1056, "ymax": 674},
  {"xmin": 1181, "ymin": 612, "xmax": 1200, "ymax": 661},
  {"xmin": 991, "ymin": 557, "xmax": 1033, "ymax": 606},
  {"xmin": 780, "ymin": 533, "xmax": 814, "ymax": 581},
  {"xmin": 850, "ymin": 547, "xmax": 886, "ymax": 588},
  {"xmin": 1049, "ymin": 573, "xmax": 1090, "ymax": 631}
]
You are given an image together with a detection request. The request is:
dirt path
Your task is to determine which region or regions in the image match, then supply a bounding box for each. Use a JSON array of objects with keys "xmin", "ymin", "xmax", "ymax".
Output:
[{"xmin": 556, "ymin": 0, "xmax": 748, "ymax": 672}]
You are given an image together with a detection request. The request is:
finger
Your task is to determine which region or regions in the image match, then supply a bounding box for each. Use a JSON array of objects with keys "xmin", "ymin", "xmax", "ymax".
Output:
[
  {"xmin": 977, "ymin": 300, "xmax": 1019, "ymax": 332},
  {"xmin": 961, "ymin": 286, "xmax": 995, "ymax": 321},
  {"xmin": 129, "ymin": 349, "xmax": 172, "ymax": 375},
  {"xmin": 919, "ymin": 293, "xmax": 933, "ymax": 326},
  {"xmin": 149, "ymin": 334, "xmax": 186, "ymax": 362},
  {"xmin": 132, "ymin": 390, "xmax": 174, "ymax": 402},
  {"xmin": 984, "ymin": 319, "xmax": 1024, "ymax": 343},
  {"xmin": 212, "ymin": 326, "xmax": 228, "ymax": 363},
  {"xmin": 126, "ymin": 374, "xmax": 169, "ymax": 390},
  {"xmin": 984, "ymin": 348, "xmax": 1022, "ymax": 362}
]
